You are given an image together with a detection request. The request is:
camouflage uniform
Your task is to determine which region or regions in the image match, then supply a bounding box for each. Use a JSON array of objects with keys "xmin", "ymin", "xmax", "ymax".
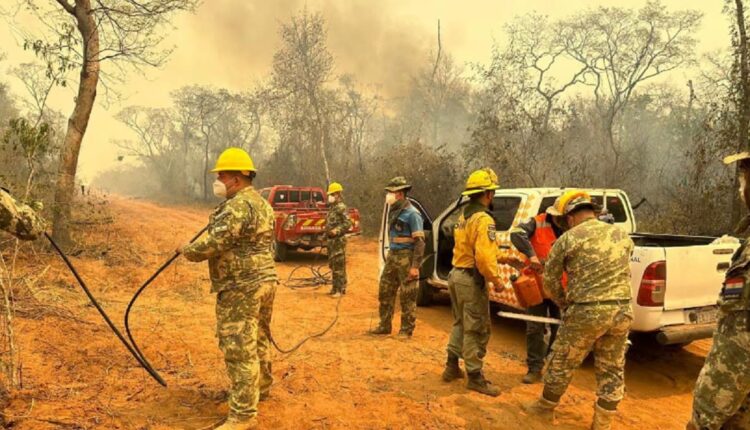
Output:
[
  {"xmin": 326, "ymin": 200, "xmax": 352, "ymax": 294},
  {"xmin": 542, "ymin": 218, "xmax": 634, "ymax": 407},
  {"xmin": 0, "ymin": 188, "xmax": 46, "ymax": 240},
  {"xmin": 378, "ymin": 249, "xmax": 419, "ymax": 333},
  {"xmin": 690, "ymin": 242, "xmax": 750, "ymax": 430},
  {"xmin": 182, "ymin": 186, "xmax": 278, "ymax": 420},
  {"xmin": 374, "ymin": 186, "xmax": 425, "ymax": 335}
]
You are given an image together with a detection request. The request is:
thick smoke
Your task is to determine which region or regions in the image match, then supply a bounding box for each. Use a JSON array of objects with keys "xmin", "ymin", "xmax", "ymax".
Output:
[{"xmin": 172, "ymin": 0, "xmax": 433, "ymax": 97}]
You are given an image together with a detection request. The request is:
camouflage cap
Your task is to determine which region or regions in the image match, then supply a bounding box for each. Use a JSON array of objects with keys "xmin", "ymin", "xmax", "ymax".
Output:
[
  {"xmin": 724, "ymin": 151, "xmax": 750, "ymax": 165},
  {"xmin": 385, "ymin": 176, "xmax": 412, "ymax": 192}
]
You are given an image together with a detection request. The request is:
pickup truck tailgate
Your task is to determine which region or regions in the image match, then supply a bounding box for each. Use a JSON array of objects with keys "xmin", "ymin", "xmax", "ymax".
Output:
[{"xmin": 663, "ymin": 244, "xmax": 735, "ymax": 310}]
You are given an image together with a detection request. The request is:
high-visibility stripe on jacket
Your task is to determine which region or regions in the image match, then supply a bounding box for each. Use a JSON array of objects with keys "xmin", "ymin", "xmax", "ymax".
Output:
[
  {"xmin": 530, "ymin": 213, "xmax": 557, "ymax": 261},
  {"xmin": 529, "ymin": 213, "xmax": 567, "ymax": 294}
]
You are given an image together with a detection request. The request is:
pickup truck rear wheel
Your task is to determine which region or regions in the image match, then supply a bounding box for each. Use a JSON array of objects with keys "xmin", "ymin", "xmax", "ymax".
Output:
[
  {"xmin": 416, "ymin": 280, "xmax": 435, "ymax": 307},
  {"xmin": 273, "ymin": 240, "xmax": 289, "ymax": 262}
]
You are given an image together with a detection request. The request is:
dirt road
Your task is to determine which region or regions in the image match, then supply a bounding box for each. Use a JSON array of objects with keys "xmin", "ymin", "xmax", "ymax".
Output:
[{"xmin": 3, "ymin": 196, "xmax": 709, "ymax": 429}]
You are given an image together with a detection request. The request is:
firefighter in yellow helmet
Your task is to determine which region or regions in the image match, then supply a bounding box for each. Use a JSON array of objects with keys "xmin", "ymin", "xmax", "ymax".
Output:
[
  {"xmin": 523, "ymin": 190, "xmax": 634, "ymax": 430},
  {"xmin": 178, "ymin": 147, "xmax": 276, "ymax": 430},
  {"xmin": 441, "ymin": 168, "xmax": 504, "ymax": 397},
  {"xmin": 325, "ymin": 182, "xmax": 352, "ymax": 297}
]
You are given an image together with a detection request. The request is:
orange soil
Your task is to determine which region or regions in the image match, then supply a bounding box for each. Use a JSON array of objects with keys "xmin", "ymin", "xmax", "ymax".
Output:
[{"xmin": 3, "ymin": 195, "xmax": 709, "ymax": 429}]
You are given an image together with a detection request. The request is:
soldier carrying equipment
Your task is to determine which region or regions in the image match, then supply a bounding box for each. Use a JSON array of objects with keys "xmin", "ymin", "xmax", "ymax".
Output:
[
  {"xmin": 179, "ymin": 147, "xmax": 276, "ymax": 430},
  {"xmin": 523, "ymin": 190, "xmax": 634, "ymax": 430}
]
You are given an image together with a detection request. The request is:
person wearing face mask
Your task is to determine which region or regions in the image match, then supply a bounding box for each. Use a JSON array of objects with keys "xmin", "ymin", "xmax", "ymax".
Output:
[
  {"xmin": 688, "ymin": 152, "xmax": 750, "ymax": 430},
  {"xmin": 325, "ymin": 182, "xmax": 352, "ymax": 298},
  {"xmin": 369, "ymin": 176, "xmax": 425, "ymax": 338},
  {"xmin": 179, "ymin": 147, "xmax": 277, "ymax": 430},
  {"xmin": 441, "ymin": 168, "xmax": 504, "ymax": 397},
  {"xmin": 523, "ymin": 191, "xmax": 634, "ymax": 430}
]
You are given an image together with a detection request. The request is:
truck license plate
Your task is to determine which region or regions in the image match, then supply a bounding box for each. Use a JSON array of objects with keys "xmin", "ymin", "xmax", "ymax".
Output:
[{"xmin": 690, "ymin": 308, "xmax": 719, "ymax": 325}]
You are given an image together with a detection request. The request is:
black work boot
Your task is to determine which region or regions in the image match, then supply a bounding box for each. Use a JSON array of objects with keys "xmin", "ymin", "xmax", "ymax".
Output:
[
  {"xmin": 442, "ymin": 353, "xmax": 465, "ymax": 382},
  {"xmin": 466, "ymin": 371, "xmax": 501, "ymax": 397},
  {"xmin": 522, "ymin": 370, "xmax": 543, "ymax": 384},
  {"xmin": 397, "ymin": 330, "xmax": 412, "ymax": 339},
  {"xmin": 368, "ymin": 325, "xmax": 391, "ymax": 335}
]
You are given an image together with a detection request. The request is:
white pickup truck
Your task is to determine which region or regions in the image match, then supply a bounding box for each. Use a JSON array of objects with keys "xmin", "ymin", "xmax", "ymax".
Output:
[{"xmin": 379, "ymin": 188, "xmax": 740, "ymax": 346}]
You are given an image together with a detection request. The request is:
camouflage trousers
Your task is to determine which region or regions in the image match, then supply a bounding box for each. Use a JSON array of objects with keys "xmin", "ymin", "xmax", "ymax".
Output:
[
  {"xmin": 691, "ymin": 310, "xmax": 750, "ymax": 430},
  {"xmin": 327, "ymin": 237, "xmax": 347, "ymax": 294},
  {"xmin": 543, "ymin": 304, "xmax": 632, "ymax": 406},
  {"xmin": 446, "ymin": 268, "xmax": 490, "ymax": 373},
  {"xmin": 377, "ymin": 249, "xmax": 418, "ymax": 334},
  {"xmin": 216, "ymin": 281, "xmax": 276, "ymax": 420}
]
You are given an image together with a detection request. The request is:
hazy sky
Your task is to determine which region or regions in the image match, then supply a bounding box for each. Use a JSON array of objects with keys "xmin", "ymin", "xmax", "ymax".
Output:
[{"xmin": 0, "ymin": 0, "xmax": 730, "ymax": 181}]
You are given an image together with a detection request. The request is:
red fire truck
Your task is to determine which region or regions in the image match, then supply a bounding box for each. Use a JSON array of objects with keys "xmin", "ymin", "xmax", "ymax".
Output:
[{"xmin": 259, "ymin": 185, "xmax": 361, "ymax": 261}]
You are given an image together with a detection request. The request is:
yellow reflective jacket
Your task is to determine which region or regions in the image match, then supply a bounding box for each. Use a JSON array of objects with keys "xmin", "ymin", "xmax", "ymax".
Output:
[{"xmin": 452, "ymin": 202, "xmax": 499, "ymax": 281}]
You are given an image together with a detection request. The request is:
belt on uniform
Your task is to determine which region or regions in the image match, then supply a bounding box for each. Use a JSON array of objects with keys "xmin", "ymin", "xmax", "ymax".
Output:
[
  {"xmin": 573, "ymin": 299, "xmax": 630, "ymax": 306},
  {"xmin": 452, "ymin": 267, "xmax": 485, "ymax": 281},
  {"xmin": 388, "ymin": 248, "xmax": 413, "ymax": 253},
  {"xmin": 391, "ymin": 236, "xmax": 416, "ymax": 244}
]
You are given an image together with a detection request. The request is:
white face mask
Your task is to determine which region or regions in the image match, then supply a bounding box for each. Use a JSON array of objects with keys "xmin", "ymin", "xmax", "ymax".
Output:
[
  {"xmin": 213, "ymin": 179, "xmax": 227, "ymax": 198},
  {"xmin": 385, "ymin": 192, "xmax": 397, "ymax": 205},
  {"xmin": 328, "ymin": 195, "xmax": 337, "ymax": 204}
]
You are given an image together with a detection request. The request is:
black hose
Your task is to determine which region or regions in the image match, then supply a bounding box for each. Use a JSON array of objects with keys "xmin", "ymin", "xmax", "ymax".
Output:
[
  {"xmin": 271, "ymin": 246, "xmax": 342, "ymax": 353},
  {"xmin": 282, "ymin": 264, "xmax": 331, "ymax": 289},
  {"xmin": 123, "ymin": 226, "xmax": 207, "ymax": 387},
  {"xmin": 269, "ymin": 293, "xmax": 342, "ymax": 354},
  {"xmin": 127, "ymin": 235, "xmax": 340, "ymax": 364},
  {"xmin": 44, "ymin": 232, "xmax": 166, "ymax": 386}
]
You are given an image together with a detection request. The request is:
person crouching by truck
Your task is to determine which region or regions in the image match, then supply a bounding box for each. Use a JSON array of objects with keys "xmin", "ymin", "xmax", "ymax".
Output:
[{"xmin": 510, "ymin": 206, "xmax": 566, "ymax": 384}]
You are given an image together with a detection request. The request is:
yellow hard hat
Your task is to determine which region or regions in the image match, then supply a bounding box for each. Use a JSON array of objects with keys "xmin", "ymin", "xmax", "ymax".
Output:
[
  {"xmin": 462, "ymin": 168, "xmax": 499, "ymax": 196},
  {"xmin": 546, "ymin": 190, "xmax": 594, "ymax": 216},
  {"xmin": 211, "ymin": 147, "xmax": 256, "ymax": 173},
  {"xmin": 328, "ymin": 182, "xmax": 343, "ymax": 194}
]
